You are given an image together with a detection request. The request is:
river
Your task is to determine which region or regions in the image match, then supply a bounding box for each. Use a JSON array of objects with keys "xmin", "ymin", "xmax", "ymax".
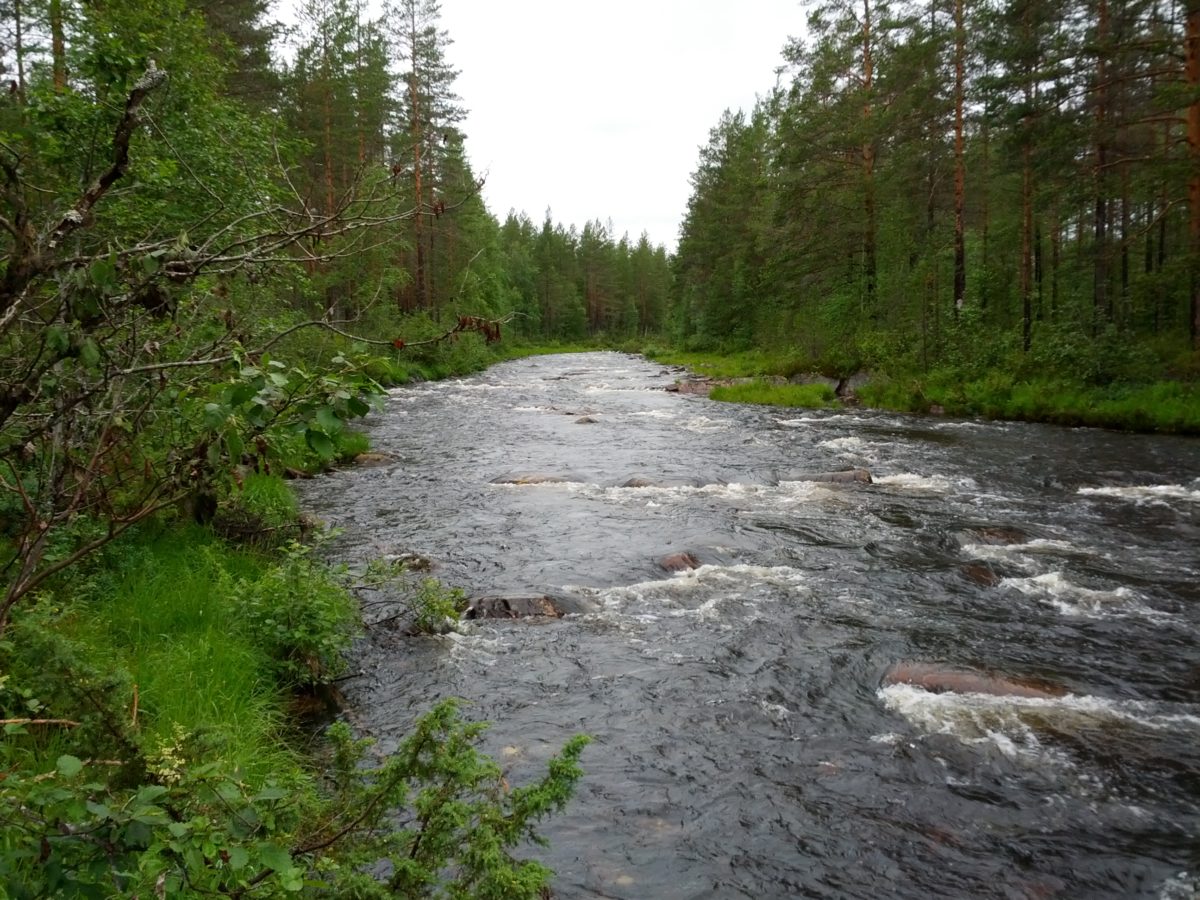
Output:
[{"xmin": 297, "ymin": 351, "xmax": 1200, "ymax": 899}]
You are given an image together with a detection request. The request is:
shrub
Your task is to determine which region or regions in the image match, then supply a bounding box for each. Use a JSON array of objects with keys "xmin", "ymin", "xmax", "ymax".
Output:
[
  {"xmin": 407, "ymin": 577, "xmax": 469, "ymax": 635},
  {"xmin": 228, "ymin": 541, "xmax": 358, "ymax": 688}
]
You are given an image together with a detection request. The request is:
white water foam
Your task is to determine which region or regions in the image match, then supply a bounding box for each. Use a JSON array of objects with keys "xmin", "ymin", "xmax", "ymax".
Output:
[
  {"xmin": 1078, "ymin": 484, "xmax": 1200, "ymax": 505},
  {"xmin": 598, "ymin": 480, "xmax": 831, "ymax": 507},
  {"xmin": 1159, "ymin": 871, "xmax": 1200, "ymax": 899},
  {"xmin": 575, "ymin": 564, "xmax": 808, "ymax": 623},
  {"xmin": 628, "ymin": 409, "xmax": 679, "ymax": 420},
  {"xmin": 682, "ymin": 415, "xmax": 729, "ymax": 432},
  {"xmin": 1000, "ymin": 571, "xmax": 1162, "ymax": 619},
  {"xmin": 960, "ymin": 539, "xmax": 1086, "ymax": 569},
  {"xmin": 776, "ymin": 416, "xmax": 825, "ymax": 428},
  {"xmin": 817, "ymin": 436, "xmax": 873, "ymax": 451},
  {"xmin": 876, "ymin": 473, "xmax": 979, "ymax": 493},
  {"xmin": 878, "ymin": 683, "xmax": 1200, "ymax": 766}
]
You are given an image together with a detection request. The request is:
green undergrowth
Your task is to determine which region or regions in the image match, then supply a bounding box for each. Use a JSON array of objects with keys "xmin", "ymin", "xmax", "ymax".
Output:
[
  {"xmin": 1, "ymin": 498, "xmax": 589, "ymax": 896},
  {"xmin": 859, "ymin": 372, "xmax": 1200, "ymax": 433},
  {"xmin": 642, "ymin": 347, "xmax": 817, "ymax": 380},
  {"xmin": 642, "ymin": 343, "xmax": 1200, "ymax": 434},
  {"xmin": 709, "ymin": 381, "xmax": 840, "ymax": 409}
]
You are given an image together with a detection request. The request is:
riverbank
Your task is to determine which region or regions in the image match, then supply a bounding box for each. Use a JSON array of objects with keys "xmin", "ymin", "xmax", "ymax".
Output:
[
  {"xmin": 0, "ymin": 337, "xmax": 588, "ymax": 897},
  {"xmin": 642, "ymin": 347, "xmax": 1200, "ymax": 435}
]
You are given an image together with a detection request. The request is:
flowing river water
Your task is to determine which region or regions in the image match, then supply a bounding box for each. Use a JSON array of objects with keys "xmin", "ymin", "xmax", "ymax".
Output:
[{"xmin": 297, "ymin": 352, "xmax": 1200, "ymax": 899}]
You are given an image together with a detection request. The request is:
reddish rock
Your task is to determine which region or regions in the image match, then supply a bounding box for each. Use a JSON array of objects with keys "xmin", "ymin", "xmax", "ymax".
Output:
[
  {"xmin": 961, "ymin": 563, "xmax": 1001, "ymax": 587},
  {"xmin": 883, "ymin": 662, "xmax": 1066, "ymax": 699},
  {"xmin": 969, "ymin": 526, "xmax": 1027, "ymax": 545},
  {"xmin": 659, "ymin": 552, "xmax": 701, "ymax": 572}
]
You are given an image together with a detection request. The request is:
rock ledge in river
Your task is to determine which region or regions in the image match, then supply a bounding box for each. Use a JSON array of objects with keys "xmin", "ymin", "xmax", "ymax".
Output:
[
  {"xmin": 464, "ymin": 595, "xmax": 565, "ymax": 620},
  {"xmin": 782, "ymin": 468, "xmax": 873, "ymax": 485},
  {"xmin": 883, "ymin": 662, "xmax": 1066, "ymax": 699}
]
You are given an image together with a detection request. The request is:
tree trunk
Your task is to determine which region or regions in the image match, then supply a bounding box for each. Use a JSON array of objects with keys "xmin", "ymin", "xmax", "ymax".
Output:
[
  {"xmin": 1051, "ymin": 208, "xmax": 1061, "ymax": 320},
  {"xmin": 1120, "ymin": 166, "xmax": 1131, "ymax": 321},
  {"xmin": 980, "ymin": 70, "xmax": 991, "ymax": 310},
  {"xmin": 953, "ymin": 0, "xmax": 966, "ymax": 315},
  {"xmin": 862, "ymin": 0, "xmax": 878, "ymax": 310},
  {"xmin": 1022, "ymin": 139, "xmax": 1033, "ymax": 352},
  {"xmin": 1187, "ymin": 1, "xmax": 1200, "ymax": 347},
  {"xmin": 13, "ymin": 0, "xmax": 26, "ymax": 100},
  {"xmin": 50, "ymin": 0, "xmax": 66, "ymax": 92},
  {"xmin": 410, "ymin": 73, "xmax": 426, "ymax": 311},
  {"xmin": 1094, "ymin": 0, "xmax": 1111, "ymax": 333}
]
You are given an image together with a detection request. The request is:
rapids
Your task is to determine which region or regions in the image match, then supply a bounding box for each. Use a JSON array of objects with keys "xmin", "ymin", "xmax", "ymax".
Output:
[{"xmin": 298, "ymin": 352, "xmax": 1200, "ymax": 899}]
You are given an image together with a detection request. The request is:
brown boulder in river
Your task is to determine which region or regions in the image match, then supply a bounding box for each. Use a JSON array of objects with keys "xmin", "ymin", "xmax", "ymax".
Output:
[
  {"xmin": 961, "ymin": 563, "xmax": 1001, "ymax": 587},
  {"xmin": 883, "ymin": 662, "xmax": 1066, "ymax": 699},
  {"xmin": 659, "ymin": 552, "xmax": 701, "ymax": 572}
]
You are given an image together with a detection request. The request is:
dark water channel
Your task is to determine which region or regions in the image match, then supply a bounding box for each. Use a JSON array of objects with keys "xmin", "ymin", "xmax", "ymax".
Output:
[{"xmin": 298, "ymin": 352, "xmax": 1200, "ymax": 899}]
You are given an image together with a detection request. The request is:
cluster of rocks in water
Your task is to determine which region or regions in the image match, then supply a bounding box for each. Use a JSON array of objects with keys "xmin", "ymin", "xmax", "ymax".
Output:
[{"xmin": 372, "ymin": 465, "xmax": 1056, "ymax": 701}]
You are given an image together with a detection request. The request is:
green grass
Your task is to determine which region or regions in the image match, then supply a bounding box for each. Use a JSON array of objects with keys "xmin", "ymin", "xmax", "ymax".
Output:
[
  {"xmin": 709, "ymin": 381, "xmax": 840, "ymax": 409},
  {"xmin": 67, "ymin": 528, "xmax": 304, "ymax": 780},
  {"xmin": 644, "ymin": 348, "xmax": 816, "ymax": 380},
  {"xmin": 239, "ymin": 471, "xmax": 300, "ymax": 523},
  {"xmin": 859, "ymin": 372, "xmax": 1200, "ymax": 433}
]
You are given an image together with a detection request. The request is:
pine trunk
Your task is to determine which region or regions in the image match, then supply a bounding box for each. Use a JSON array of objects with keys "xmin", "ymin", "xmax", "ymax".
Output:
[
  {"xmin": 50, "ymin": 0, "xmax": 66, "ymax": 92},
  {"xmin": 410, "ymin": 69, "xmax": 426, "ymax": 311},
  {"xmin": 1022, "ymin": 141, "xmax": 1033, "ymax": 352},
  {"xmin": 1187, "ymin": 1, "xmax": 1200, "ymax": 347},
  {"xmin": 953, "ymin": 0, "xmax": 966, "ymax": 314},
  {"xmin": 862, "ymin": 0, "xmax": 878, "ymax": 310},
  {"xmin": 1094, "ymin": 0, "xmax": 1110, "ymax": 333}
]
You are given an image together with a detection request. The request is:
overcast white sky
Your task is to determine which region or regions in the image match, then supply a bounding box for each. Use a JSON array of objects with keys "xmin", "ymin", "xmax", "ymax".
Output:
[{"xmin": 434, "ymin": 1, "xmax": 804, "ymax": 249}]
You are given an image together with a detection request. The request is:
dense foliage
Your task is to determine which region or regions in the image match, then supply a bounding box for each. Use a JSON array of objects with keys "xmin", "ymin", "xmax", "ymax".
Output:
[
  {"xmin": 0, "ymin": 0, "xmax": 600, "ymax": 895},
  {"xmin": 672, "ymin": 0, "xmax": 1200, "ymax": 402}
]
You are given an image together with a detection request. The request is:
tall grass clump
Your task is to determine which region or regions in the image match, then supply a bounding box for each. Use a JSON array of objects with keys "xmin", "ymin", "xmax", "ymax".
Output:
[{"xmin": 710, "ymin": 381, "xmax": 839, "ymax": 408}]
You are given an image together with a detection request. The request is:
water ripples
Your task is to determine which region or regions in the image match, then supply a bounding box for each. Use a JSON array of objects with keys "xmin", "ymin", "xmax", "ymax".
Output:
[{"xmin": 298, "ymin": 352, "xmax": 1200, "ymax": 899}]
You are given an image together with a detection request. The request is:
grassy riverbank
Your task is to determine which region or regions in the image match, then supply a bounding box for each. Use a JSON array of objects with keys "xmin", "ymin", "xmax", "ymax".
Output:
[
  {"xmin": 642, "ymin": 346, "xmax": 1200, "ymax": 435},
  {"xmin": 1, "ymin": 337, "xmax": 588, "ymax": 898}
]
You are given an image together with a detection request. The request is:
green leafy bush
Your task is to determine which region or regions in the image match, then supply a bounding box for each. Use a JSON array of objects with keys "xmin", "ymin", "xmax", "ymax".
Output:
[
  {"xmin": 228, "ymin": 541, "xmax": 358, "ymax": 688},
  {"xmin": 0, "ymin": 700, "xmax": 588, "ymax": 899},
  {"xmin": 406, "ymin": 577, "xmax": 469, "ymax": 635}
]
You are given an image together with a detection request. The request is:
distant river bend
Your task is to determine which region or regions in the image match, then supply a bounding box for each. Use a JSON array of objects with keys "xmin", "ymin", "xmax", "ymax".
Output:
[{"xmin": 298, "ymin": 352, "xmax": 1200, "ymax": 900}]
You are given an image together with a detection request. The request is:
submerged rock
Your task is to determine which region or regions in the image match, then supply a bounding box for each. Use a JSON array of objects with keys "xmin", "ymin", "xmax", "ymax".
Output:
[
  {"xmin": 961, "ymin": 563, "xmax": 1001, "ymax": 587},
  {"xmin": 354, "ymin": 452, "xmax": 394, "ymax": 466},
  {"xmin": 575, "ymin": 416, "xmax": 598, "ymax": 424},
  {"xmin": 489, "ymin": 472, "xmax": 582, "ymax": 485},
  {"xmin": 464, "ymin": 595, "xmax": 565, "ymax": 620},
  {"xmin": 883, "ymin": 661, "xmax": 1066, "ymax": 699},
  {"xmin": 658, "ymin": 552, "xmax": 701, "ymax": 572},
  {"xmin": 620, "ymin": 475, "xmax": 709, "ymax": 489},
  {"xmin": 968, "ymin": 526, "xmax": 1028, "ymax": 545},
  {"xmin": 783, "ymin": 468, "xmax": 873, "ymax": 485}
]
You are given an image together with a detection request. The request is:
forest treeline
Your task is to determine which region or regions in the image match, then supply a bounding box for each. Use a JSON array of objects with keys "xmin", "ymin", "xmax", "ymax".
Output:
[{"xmin": 673, "ymin": 0, "xmax": 1200, "ymax": 390}]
